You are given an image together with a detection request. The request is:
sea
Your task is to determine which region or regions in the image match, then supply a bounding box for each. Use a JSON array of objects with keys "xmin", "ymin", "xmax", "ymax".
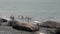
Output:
[{"xmin": 0, "ymin": 0, "xmax": 60, "ymax": 22}]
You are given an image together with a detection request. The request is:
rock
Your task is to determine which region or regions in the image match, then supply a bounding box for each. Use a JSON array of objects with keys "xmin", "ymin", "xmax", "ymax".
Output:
[
  {"xmin": 35, "ymin": 27, "xmax": 57, "ymax": 34},
  {"xmin": 0, "ymin": 26, "xmax": 33, "ymax": 34},
  {"xmin": 8, "ymin": 21, "xmax": 40, "ymax": 32},
  {"xmin": 40, "ymin": 21, "xmax": 60, "ymax": 29}
]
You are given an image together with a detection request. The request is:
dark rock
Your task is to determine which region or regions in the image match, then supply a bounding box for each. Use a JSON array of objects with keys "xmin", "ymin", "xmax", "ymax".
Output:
[
  {"xmin": 40, "ymin": 21, "xmax": 60, "ymax": 29},
  {"xmin": 0, "ymin": 19, "xmax": 7, "ymax": 22},
  {"xmin": 8, "ymin": 21, "xmax": 39, "ymax": 32}
]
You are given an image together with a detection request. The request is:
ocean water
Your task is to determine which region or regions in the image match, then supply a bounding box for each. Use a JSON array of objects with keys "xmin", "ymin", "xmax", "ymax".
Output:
[{"xmin": 0, "ymin": 0, "xmax": 60, "ymax": 20}]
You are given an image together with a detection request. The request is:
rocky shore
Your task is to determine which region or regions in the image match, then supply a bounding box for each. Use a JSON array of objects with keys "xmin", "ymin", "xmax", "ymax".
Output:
[{"xmin": 0, "ymin": 16, "xmax": 60, "ymax": 34}]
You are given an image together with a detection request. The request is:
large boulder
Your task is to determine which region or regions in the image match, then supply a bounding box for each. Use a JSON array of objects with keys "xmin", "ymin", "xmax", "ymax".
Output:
[
  {"xmin": 40, "ymin": 21, "xmax": 60, "ymax": 29},
  {"xmin": 8, "ymin": 21, "xmax": 40, "ymax": 32}
]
